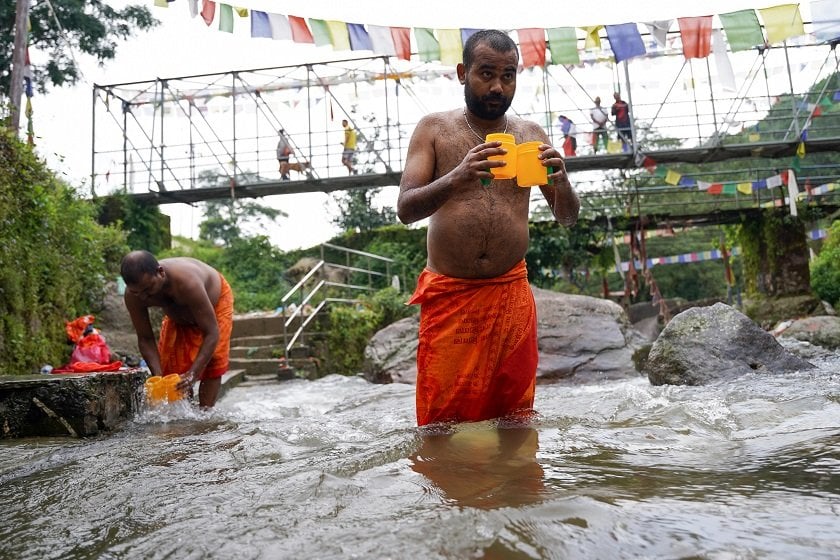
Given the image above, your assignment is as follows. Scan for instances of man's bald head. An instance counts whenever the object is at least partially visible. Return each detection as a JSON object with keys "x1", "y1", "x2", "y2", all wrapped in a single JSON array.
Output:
[{"x1": 120, "y1": 250, "x2": 160, "y2": 284}]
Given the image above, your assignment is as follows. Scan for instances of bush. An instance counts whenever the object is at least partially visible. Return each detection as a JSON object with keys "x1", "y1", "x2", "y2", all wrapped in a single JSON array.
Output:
[
  {"x1": 0, "y1": 130, "x2": 128, "y2": 373},
  {"x1": 811, "y1": 220, "x2": 840, "y2": 308},
  {"x1": 324, "y1": 287, "x2": 416, "y2": 375}
]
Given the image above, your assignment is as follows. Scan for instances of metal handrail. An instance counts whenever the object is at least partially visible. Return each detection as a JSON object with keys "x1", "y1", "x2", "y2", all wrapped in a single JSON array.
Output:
[{"x1": 280, "y1": 243, "x2": 397, "y2": 356}]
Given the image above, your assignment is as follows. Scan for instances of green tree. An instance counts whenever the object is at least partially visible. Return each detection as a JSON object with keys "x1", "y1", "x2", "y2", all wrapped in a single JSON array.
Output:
[
  {"x1": 331, "y1": 189, "x2": 397, "y2": 233},
  {"x1": 0, "y1": 129, "x2": 127, "y2": 373},
  {"x1": 196, "y1": 171, "x2": 286, "y2": 246},
  {"x1": 1, "y1": 1, "x2": 158, "y2": 96},
  {"x1": 811, "y1": 219, "x2": 840, "y2": 308}
]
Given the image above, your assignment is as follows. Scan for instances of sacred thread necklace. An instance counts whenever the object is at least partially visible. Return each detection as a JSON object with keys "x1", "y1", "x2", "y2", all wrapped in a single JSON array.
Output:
[{"x1": 463, "y1": 107, "x2": 508, "y2": 143}]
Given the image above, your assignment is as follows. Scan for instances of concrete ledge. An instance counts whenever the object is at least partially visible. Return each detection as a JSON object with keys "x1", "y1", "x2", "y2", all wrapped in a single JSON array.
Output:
[{"x1": 0, "y1": 369, "x2": 147, "y2": 439}]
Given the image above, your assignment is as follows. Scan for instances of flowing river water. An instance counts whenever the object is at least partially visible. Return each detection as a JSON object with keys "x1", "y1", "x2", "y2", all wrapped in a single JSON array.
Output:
[{"x1": 1, "y1": 349, "x2": 839, "y2": 559}]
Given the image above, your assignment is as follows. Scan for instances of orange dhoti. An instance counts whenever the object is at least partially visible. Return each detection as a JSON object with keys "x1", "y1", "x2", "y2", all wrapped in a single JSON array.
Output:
[
  {"x1": 158, "y1": 274, "x2": 234, "y2": 380},
  {"x1": 408, "y1": 260, "x2": 538, "y2": 426}
]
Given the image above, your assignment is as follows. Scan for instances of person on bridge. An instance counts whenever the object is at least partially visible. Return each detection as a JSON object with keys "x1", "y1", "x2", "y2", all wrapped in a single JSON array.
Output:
[
  {"x1": 276, "y1": 129, "x2": 293, "y2": 181},
  {"x1": 397, "y1": 29, "x2": 580, "y2": 427},
  {"x1": 341, "y1": 119, "x2": 357, "y2": 175},
  {"x1": 120, "y1": 251, "x2": 234, "y2": 408},
  {"x1": 589, "y1": 96, "x2": 609, "y2": 153},
  {"x1": 611, "y1": 91, "x2": 633, "y2": 152}
]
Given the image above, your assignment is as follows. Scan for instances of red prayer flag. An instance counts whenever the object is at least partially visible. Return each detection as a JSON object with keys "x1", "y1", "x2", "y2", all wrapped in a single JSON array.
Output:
[
  {"x1": 642, "y1": 156, "x2": 657, "y2": 172},
  {"x1": 200, "y1": 0, "x2": 215, "y2": 26},
  {"x1": 708, "y1": 183, "x2": 723, "y2": 194},
  {"x1": 390, "y1": 27, "x2": 411, "y2": 61},
  {"x1": 678, "y1": 16, "x2": 713, "y2": 59},
  {"x1": 517, "y1": 28, "x2": 546, "y2": 68},
  {"x1": 780, "y1": 170, "x2": 789, "y2": 185},
  {"x1": 289, "y1": 16, "x2": 314, "y2": 43}
]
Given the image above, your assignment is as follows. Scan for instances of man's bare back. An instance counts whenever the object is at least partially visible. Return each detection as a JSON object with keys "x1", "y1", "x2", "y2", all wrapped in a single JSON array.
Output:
[{"x1": 140, "y1": 257, "x2": 221, "y2": 325}]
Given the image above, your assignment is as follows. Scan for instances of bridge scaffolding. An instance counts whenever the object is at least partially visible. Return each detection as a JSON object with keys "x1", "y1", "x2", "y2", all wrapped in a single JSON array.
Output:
[{"x1": 91, "y1": 34, "x2": 840, "y2": 226}]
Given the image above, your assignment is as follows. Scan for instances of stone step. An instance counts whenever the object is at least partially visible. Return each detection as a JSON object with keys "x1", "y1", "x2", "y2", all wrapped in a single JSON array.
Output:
[
  {"x1": 229, "y1": 345, "x2": 278, "y2": 360},
  {"x1": 230, "y1": 333, "x2": 286, "y2": 347},
  {"x1": 232, "y1": 314, "x2": 298, "y2": 338},
  {"x1": 230, "y1": 357, "x2": 282, "y2": 376}
]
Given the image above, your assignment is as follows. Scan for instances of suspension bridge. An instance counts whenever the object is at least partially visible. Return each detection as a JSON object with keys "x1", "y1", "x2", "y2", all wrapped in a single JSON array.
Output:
[{"x1": 90, "y1": 36, "x2": 840, "y2": 229}]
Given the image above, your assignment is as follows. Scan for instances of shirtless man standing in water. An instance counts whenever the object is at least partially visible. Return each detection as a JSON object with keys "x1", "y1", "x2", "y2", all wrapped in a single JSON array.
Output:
[
  {"x1": 121, "y1": 251, "x2": 234, "y2": 408},
  {"x1": 397, "y1": 29, "x2": 579, "y2": 426}
]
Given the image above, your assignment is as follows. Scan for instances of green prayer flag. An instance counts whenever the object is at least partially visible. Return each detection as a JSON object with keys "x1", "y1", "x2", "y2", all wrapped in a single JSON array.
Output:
[
  {"x1": 791, "y1": 155, "x2": 801, "y2": 174},
  {"x1": 219, "y1": 4, "x2": 234, "y2": 33},
  {"x1": 719, "y1": 9, "x2": 764, "y2": 52},
  {"x1": 308, "y1": 19, "x2": 332, "y2": 47},
  {"x1": 654, "y1": 166, "x2": 667, "y2": 178},
  {"x1": 415, "y1": 28, "x2": 440, "y2": 62},
  {"x1": 723, "y1": 183, "x2": 737, "y2": 195},
  {"x1": 547, "y1": 27, "x2": 579, "y2": 65},
  {"x1": 819, "y1": 96, "x2": 834, "y2": 108}
]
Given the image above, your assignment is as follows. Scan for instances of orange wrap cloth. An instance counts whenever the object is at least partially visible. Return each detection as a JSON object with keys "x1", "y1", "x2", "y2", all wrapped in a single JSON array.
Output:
[
  {"x1": 408, "y1": 260, "x2": 538, "y2": 426},
  {"x1": 158, "y1": 273, "x2": 234, "y2": 380}
]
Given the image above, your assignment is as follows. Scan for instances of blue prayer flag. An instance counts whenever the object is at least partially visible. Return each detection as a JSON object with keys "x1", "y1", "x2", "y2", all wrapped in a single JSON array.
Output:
[
  {"x1": 461, "y1": 28, "x2": 480, "y2": 44},
  {"x1": 250, "y1": 11, "x2": 272, "y2": 38},
  {"x1": 605, "y1": 23, "x2": 646, "y2": 62},
  {"x1": 347, "y1": 23, "x2": 373, "y2": 51}
]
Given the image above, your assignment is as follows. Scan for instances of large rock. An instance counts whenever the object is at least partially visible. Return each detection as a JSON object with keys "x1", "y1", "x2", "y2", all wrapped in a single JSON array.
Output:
[
  {"x1": 778, "y1": 315, "x2": 840, "y2": 350},
  {"x1": 644, "y1": 303, "x2": 814, "y2": 386},
  {"x1": 533, "y1": 288, "x2": 647, "y2": 382},
  {"x1": 362, "y1": 289, "x2": 647, "y2": 384}
]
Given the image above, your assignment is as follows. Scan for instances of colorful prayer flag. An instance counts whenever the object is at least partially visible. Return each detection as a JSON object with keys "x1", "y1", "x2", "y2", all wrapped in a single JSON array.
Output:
[
  {"x1": 605, "y1": 23, "x2": 645, "y2": 63},
  {"x1": 267, "y1": 13, "x2": 291, "y2": 40},
  {"x1": 367, "y1": 25, "x2": 397, "y2": 57},
  {"x1": 712, "y1": 30, "x2": 736, "y2": 91},
  {"x1": 308, "y1": 19, "x2": 332, "y2": 47},
  {"x1": 736, "y1": 182, "x2": 752, "y2": 194},
  {"x1": 759, "y1": 4, "x2": 805, "y2": 44},
  {"x1": 678, "y1": 16, "x2": 713, "y2": 59},
  {"x1": 219, "y1": 4, "x2": 233, "y2": 33},
  {"x1": 547, "y1": 27, "x2": 579, "y2": 65},
  {"x1": 348, "y1": 24, "x2": 372, "y2": 51},
  {"x1": 665, "y1": 169, "x2": 681, "y2": 185},
  {"x1": 518, "y1": 28, "x2": 546, "y2": 68},
  {"x1": 326, "y1": 21, "x2": 351, "y2": 50},
  {"x1": 234, "y1": 6, "x2": 247, "y2": 17},
  {"x1": 391, "y1": 27, "x2": 411, "y2": 60},
  {"x1": 201, "y1": 0, "x2": 215, "y2": 26},
  {"x1": 644, "y1": 20, "x2": 672, "y2": 47},
  {"x1": 581, "y1": 26, "x2": 603, "y2": 50},
  {"x1": 415, "y1": 28, "x2": 440, "y2": 62},
  {"x1": 438, "y1": 29, "x2": 462, "y2": 66},
  {"x1": 719, "y1": 9, "x2": 764, "y2": 52},
  {"x1": 250, "y1": 11, "x2": 271, "y2": 39},
  {"x1": 289, "y1": 16, "x2": 314, "y2": 43},
  {"x1": 461, "y1": 29, "x2": 480, "y2": 45}
]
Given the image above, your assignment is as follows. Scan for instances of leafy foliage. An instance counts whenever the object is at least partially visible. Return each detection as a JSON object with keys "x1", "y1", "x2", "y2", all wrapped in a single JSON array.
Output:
[
  {"x1": 0, "y1": 1, "x2": 158, "y2": 96},
  {"x1": 325, "y1": 287, "x2": 416, "y2": 375},
  {"x1": 0, "y1": 129, "x2": 127, "y2": 373},
  {"x1": 811, "y1": 219, "x2": 840, "y2": 308},
  {"x1": 97, "y1": 193, "x2": 171, "y2": 253},
  {"x1": 331, "y1": 189, "x2": 397, "y2": 233}
]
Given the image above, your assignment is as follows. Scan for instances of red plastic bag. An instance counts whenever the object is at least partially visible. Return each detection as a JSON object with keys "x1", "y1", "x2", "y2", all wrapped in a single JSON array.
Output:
[
  {"x1": 70, "y1": 332, "x2": 112, "y2": 364},
  {"x1": 65, "y1": 315, "x2": 96, "y2": 343}
]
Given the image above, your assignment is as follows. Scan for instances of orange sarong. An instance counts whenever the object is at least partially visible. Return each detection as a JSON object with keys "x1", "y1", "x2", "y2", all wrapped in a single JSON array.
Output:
[
  {"x1": 408, "y1": 260, "x2": 538, "y2": 426},
  {"x1": 158, "y1": 273, "x2": 234, "y2": 380}
]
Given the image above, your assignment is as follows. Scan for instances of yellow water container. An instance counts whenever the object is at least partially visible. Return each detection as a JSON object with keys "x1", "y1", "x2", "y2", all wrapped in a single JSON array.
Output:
[
  {"x1": 485, "y1": 133, "x2": 517, "y2": 180},
  {"x1": 516, "y1": 141, "x2": 548, "y2": 187},
  {"x1": 144, "y1": 376, "x2": 167, "y2": 404},
  {"x1": 162, "y1": 374, "x2": 184, "y2": 402}
]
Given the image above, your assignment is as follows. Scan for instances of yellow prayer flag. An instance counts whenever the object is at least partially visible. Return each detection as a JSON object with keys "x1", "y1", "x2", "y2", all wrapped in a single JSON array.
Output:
[
  {"x1": 796, "y1": 141, "x2": 806, "y2": 158},
  {"x1": 737, "y1": 182, "x2": 753, "y2": 194},
  {"x1": 234, "y1": 7, "x2": 248, "y2": 17},
  {"x1": 748, "y1": 133, "x2": 761, "y2": 142},
  {"x1": 437, "y1": 29, "x2": 462, "y2": 66},
  {"x1": 154, "y1": 0, "x2": 168, "y2": 6},
  {"x1": 759, "y1": 4, "x2": 805, "y2": 44},
  {"x1": 326, "y1": 21, "x2": 351, "y2": 50},
  {"x1": 581, "y1": 26, "x2": 603, "y2": 50},
  {"x1": 665, "y1": 169, "x2": 681, "y2": 185},
  {"x1": 607, "y1": 140, "x2": 623, "y2": 154}
]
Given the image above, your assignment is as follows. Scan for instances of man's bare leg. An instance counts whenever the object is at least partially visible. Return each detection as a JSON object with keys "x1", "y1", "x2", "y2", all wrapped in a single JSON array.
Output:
[{"x1": 198, "y1": 377, "x2": 222, "y2": 408}]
